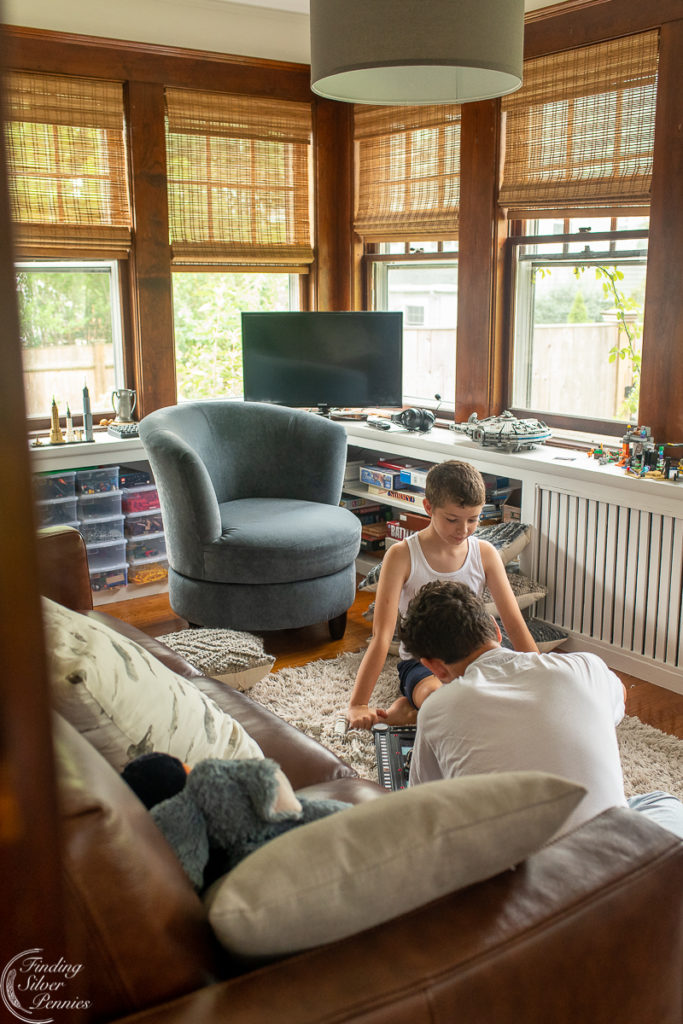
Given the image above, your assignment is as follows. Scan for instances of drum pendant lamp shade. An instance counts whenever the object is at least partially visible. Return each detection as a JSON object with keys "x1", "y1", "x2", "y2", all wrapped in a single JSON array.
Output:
[{"x1": 310, "y1": 0, "x2": 524, "y2": 105}]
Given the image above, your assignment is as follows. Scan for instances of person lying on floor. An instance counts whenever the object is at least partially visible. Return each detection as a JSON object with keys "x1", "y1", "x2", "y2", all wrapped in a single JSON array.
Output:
[{"x1": 399, "y1": 579, "x2": 683, "y2": 840}]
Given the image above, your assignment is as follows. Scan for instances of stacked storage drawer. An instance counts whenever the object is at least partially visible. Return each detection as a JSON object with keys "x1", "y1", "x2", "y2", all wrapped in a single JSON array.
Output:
[
  {"x1": 120, "y1": 468, "x2": 168, "y2": 587},
  {"x1": 76, "y1": 467, "x2": 126, "y2": 593},
  {"x1": 34, "y1": 471, "x2": 79, "y2": 529}
]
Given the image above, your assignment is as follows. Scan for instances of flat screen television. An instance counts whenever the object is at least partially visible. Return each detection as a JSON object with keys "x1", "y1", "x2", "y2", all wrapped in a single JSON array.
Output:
[{"x1": 241, "y1": 311, "x2": 403, "y2": 412}]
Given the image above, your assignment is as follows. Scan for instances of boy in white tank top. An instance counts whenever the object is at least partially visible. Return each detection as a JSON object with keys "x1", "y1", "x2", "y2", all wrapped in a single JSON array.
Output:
[{"x1": 347, "y1": 460, "x2": 539, "y2": 730}]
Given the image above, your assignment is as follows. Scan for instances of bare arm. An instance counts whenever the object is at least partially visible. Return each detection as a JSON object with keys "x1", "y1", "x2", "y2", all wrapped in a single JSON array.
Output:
[
  {"x1": 347, "y1": 541, "x2": 411, "y2": 730},
  {"x1": 480, "y1": 541, "x2": 540, "y2": 653}
]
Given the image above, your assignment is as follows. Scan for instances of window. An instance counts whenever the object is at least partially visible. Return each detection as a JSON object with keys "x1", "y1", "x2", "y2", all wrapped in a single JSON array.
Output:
[
  {"x1": 500, "y1": 32, "x2": 658, "y2": 429},
  {"x1": 510, "y1": 222, "x2": 647, "y2": 423},
  {"x1": 165, "y1": 89, "x2": 311, "y2": 403},
  {"x1": 370, "y1": 248, "x2": 457, "y2": 409},
  {"x1": 4, "y1": 71, "x2": 132, "y2": 422},
  {"x1": 172, "y1": 272, "x2": 299, "y2": 401},
  {"x1": 17, "y1": 260, "x2": 125, "y2": 419},
  {"x1": 355, "y1": 104, "x2": 460, "y2": 408}
]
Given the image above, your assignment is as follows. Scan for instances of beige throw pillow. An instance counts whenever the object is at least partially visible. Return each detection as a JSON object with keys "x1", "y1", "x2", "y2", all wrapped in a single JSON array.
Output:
[
  {"x1": 42, "y1": 597, "x2": 263, "y2": 771},
  {"x1": 204, "y1": 771, "x2": 585, "y2": 958}
]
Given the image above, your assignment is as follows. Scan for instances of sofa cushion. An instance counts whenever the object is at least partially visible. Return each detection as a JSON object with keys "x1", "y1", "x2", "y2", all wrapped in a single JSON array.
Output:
[
  {"x1": 204, "y1": 770, "x2": 586, "y2": 958},
  {"x1": 206, "y1": 498, "x2": 361, "y2": 584},
  {"x1": 42, "y1": 597, "x2": 263, "y2": 772}
]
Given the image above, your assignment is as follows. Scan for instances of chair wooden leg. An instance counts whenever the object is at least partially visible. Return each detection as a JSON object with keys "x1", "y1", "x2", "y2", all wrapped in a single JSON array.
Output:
[{"x1": 328, "y1": 611, "x2": 347, "y2": 641}]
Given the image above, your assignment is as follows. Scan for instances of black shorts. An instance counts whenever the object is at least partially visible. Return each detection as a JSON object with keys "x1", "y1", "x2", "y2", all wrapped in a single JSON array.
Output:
[{"x1": 397, "y1": 658, "x2": 433, "y2": 709}]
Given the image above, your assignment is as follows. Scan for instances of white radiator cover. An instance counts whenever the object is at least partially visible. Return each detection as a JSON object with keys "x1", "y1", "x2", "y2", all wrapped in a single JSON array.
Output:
[{"x1": 533, "y1": 485, "x2": 683, "y2": 689}]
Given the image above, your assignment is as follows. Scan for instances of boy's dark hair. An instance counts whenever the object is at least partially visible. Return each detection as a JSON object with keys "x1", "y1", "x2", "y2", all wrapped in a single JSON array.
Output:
[
  {"x1": 399, "y1": 581, "x2": 498, "y2": 664},
  {"x1": 425, "y1": 460, "x2": 486, "y2": 509}
]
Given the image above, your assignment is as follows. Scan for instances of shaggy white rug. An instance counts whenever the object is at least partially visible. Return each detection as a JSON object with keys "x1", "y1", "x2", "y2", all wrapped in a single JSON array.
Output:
[{"x1": 248, "y1": 651, "x2": 683, "y2": 799}]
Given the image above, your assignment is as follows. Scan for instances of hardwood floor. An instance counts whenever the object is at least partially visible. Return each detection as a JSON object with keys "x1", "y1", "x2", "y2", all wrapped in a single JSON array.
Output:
[{"x1": 104, "y1": 588, "x2": 683, "y2": 740}]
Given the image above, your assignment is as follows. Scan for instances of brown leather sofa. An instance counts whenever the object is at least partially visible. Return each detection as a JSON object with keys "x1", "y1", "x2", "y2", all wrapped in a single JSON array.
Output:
[{"x1": 40, "y1": 527, "x2": 683, "y2": 1024}]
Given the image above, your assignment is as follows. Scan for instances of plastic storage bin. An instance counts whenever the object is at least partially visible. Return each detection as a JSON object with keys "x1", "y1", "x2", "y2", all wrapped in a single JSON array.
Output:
[
  {"x1": 86, "y1": 539, "x2": 126, "y2": 571},
  {"x1": 35, "y1": 496, "x2": 79, "y2": 528},
  {"x1": 126, "y1": 533, "x2": 166, "y2": 562},
  {"x1": 76, "y1": 466, "x2": 120, "y2": 494},
  {"x1": 78, "y1": 515, "x2": 125, "y2": 544},
  {"x1": 34, "y1": 471, "x2": 77, "y2": 502},
  {"x1": 89, "y1": 562, "x2": 128, "y2": 593},
  {"x1": 119, "y1": 466, "x2": 152, "y2": 489},
  {"x1": 121, "y1": 485, "x2": 159, "y2": 515},
  {"x1": 127, "y1": 555, "x2": 168, "y2": 586},
  {"x1": 77, "y1": 490, "x2": 123, "y2": 521},
  {"x1": 124, "y1": 509, "x2": 164, "y2": 536}
]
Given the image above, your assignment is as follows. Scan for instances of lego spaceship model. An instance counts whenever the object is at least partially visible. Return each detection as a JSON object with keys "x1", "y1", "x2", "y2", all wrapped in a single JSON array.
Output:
[{"x1": 452, "y1": 410, "x2": 552, "y2": 452}]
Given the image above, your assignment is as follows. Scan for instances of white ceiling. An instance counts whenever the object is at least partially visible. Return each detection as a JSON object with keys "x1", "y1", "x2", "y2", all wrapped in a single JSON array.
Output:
[{"x1": 2, "y1": 0, "x2": 574, "y2": 65}]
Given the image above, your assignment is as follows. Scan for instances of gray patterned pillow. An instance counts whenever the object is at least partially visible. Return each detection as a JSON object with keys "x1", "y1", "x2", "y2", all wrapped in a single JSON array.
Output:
[
  {"x1": 474, "y1": 522, "x2": 532, "y2": 564},
  {"x1": 42, "y1": 597, "x2": 262, "y2": 772},
  {"x1": 156, "y1": 628, "x2": 274, "y2": 691},
  {"x1": 498, "y1": 617, "x2": 569, "y2": 653},
  {"x1": 483, "y1": 570, "x2": 548, "y2": 614}
]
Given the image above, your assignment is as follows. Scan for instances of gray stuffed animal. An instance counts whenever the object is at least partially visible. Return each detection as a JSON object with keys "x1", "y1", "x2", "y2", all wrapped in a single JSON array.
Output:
[{"x1": 150, "y1": 757, "x2": 350, "y2": 891}]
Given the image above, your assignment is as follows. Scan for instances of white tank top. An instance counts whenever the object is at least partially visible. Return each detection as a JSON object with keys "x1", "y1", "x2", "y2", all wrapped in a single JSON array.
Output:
[{"x1": 397, "y1": 532, "x2": 486, "y2": 660}]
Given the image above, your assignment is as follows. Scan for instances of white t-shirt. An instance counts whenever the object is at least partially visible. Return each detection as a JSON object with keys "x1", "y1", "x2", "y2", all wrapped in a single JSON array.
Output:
[
  {"x1": 397, "y1": 532, "x2": 486, "y2": 660},
  {"x1": 410, "y1": 648, "x2": 627, "y2": 837}
]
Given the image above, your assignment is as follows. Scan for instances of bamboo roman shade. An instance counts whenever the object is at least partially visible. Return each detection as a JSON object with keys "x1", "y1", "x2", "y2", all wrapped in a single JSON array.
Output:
[
  {"x1": 4, "y1": 71, "x2": 131, "y2": 257},
  {"x1": 354, "y1": 104, "x2": 460, "y2": 241},
  {"x1": 165, "y1": 89, "x2": 313, "y2": 267},
  {"x1": 499, "y1": 31, "x2": 659, "y2": 218}
]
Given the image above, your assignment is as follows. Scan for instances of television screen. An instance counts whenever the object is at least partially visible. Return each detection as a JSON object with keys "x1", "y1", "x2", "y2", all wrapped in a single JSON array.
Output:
[{"x1": 241, "y1": 311, "x2": 403, "y2": 411}]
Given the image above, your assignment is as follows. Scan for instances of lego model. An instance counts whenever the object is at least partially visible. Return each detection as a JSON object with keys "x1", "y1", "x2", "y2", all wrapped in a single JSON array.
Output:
[{"x1": 451, "y1": 410, "x2": 552, "y2": 452}]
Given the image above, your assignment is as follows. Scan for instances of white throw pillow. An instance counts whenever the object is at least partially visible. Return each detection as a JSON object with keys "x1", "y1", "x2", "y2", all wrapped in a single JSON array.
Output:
[
  {"x1": 42, "y1": 597, "x2": 262, "y2": 771},
  {"x1": 204, "y1": 771, "x2": 585, "y2": 958}
]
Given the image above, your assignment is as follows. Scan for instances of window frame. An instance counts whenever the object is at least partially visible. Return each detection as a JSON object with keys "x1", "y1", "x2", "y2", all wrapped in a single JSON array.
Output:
[
  {"x1": 505, "y1": 223, "x2": 649, "y2": 435},
  {"x1": 364, "y1": 244, "x2": 459, "y2": 415},
  {"x1": 17, "y1": 257, "x2": 127, "y2": 428}
]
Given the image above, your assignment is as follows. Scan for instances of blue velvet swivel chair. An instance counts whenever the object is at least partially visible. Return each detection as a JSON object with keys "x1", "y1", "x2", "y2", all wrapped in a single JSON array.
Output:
[{"x1": 139, "y1": 401, "x2": 361, "y2": 638}]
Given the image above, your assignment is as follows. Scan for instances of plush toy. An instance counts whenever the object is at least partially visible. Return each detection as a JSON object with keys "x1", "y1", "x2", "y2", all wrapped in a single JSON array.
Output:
[
  {"x1": 121, "y1": 751, "x2": 189, "y2": 809},
  {"x1": 122, "y1": 753, "x2": 349, "y2": 891}
]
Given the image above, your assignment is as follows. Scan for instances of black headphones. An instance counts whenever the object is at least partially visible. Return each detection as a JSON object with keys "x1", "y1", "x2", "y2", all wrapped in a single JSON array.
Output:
[{"x1": 390, "y1": 408, "x2": 436, "y2": 432}]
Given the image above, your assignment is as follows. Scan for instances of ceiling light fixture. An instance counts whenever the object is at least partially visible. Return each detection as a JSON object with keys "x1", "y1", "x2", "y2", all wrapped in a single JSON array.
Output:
[{"x1": 310, "y1": 0, "x2": 524, "y2": 106}]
